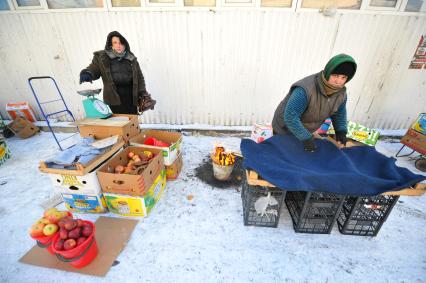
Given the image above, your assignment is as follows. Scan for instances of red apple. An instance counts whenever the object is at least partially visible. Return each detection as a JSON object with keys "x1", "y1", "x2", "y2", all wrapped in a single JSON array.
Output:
[
  {"x1": 76, "y1": 219, "x2": 84, "y2": 227},
  {"x1": 128, "y1": 151, "x2": 135, "y2": 159},
  {"x1": 64, "y1": 219, "x2": 77, "y2": 231},
  {"x1": 29, "y1": 223, "x2": 45, "y2": 237},
  {"x1": 59, "y1": 228, "x2": 68, "y2": 240},
  {"x1": 54, "y1": 239, "x2": 64, "y2": 251},
  {"x1": 76, "y1": 237, "x2": 87, "y2": 246},
  {"x1": 43, "y1": 224, "x2": 59, "y2": 236},
  {"x1": 64, "y1": 239, "x2": 77, "y2": 250},
  {"x1": 68, "y1": 227, "x2": 81, "y2": 239},
  {"x1": 81, "y1": 225, "x2": 93, "y2": 237}
]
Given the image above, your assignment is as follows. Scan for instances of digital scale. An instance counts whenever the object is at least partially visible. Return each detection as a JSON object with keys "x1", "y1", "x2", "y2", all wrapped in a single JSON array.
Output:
[{"x1": 77, "y1": 88, "x2": 112, "y2": 119}]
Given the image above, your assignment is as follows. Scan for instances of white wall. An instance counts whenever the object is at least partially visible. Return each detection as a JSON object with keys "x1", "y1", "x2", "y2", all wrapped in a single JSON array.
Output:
[{"x1": 0, "y1": 10, "x2": 425, "y2": 129}]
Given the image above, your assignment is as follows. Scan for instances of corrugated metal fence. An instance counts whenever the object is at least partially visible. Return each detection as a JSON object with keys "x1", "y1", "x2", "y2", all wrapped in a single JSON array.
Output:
[{"x1": 0, "y1": 10, "x2": 425, "y2": 129}]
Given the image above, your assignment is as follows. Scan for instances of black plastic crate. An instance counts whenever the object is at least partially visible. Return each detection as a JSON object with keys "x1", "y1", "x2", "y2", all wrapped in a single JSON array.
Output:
[
  {"x1": 285, "y1": 191, "x2": 344, "y2": 234},
  {"x1": 336, "y1": 195, "x2": 400, "y2": 236},
  {"x1": 241, "y1": 179, "x2": 286, "y2": 228}
]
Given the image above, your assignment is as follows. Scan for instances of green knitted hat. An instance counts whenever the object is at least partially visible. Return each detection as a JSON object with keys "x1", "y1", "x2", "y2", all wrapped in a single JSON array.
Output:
[{"x1": 324, "y1": 54, "x2": 357, "y2": 82}]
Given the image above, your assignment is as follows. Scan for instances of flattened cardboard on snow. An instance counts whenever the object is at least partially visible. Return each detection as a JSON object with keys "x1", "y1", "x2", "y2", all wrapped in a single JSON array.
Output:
[
  {"x1": 166, "y1": 153, "x2": 183, "y2": 180},
  {"x1": 97, "y1": 146, "x2": 164, "y2": 196},
  {"x1": 77, "y1": 114, "x2": 140, "y2": 142},
  {"x1": 62, "y1": 193, "x2": 108, "y2": 213},
  {"x1": 104, "y1": 170, "x2": 167, "y2": 217},
  {"x1": 7, "y1": 116, "x2": 39, "y2": 138},
  {"x1": 19, "y1": 217, "x2": 138, "y2": 277},
  {"x1": 129, "y1": 129, "x2": 182, "y2": 166}
]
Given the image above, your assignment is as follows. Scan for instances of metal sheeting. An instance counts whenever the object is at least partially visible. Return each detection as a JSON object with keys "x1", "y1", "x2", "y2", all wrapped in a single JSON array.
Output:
[{"x1": 0, "y1": 11, "x2": 425, "y2": 129}]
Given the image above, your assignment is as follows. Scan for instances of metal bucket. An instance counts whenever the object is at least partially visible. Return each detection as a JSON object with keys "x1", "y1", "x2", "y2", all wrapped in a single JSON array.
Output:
[{"x1": 211, "y1": 154, "x2": 234, "y2": 180}]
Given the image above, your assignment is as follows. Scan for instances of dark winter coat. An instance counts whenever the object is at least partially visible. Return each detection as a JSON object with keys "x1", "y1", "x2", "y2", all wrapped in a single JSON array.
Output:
[
  {"x1": 80, "y1": 31, "x2": 147, "y2": 107},
  {"x1": 272, "y1": 72, "x2": 347, "y2": 135}
]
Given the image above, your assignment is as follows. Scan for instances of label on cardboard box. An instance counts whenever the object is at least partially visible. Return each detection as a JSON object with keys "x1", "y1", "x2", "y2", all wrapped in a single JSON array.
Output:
[
  {"x1": 250, "y1": 124, "x2": 273, "y2": 143},
  {"x1": 104, "y1": 170, "x2": 166, "y2": 217},
  {"x1": 48, "y1": 171, "x2": 102, "y2": 195},
  {"x1": 328, "y1": 121, "x2": 379, "y2": 146},
  {"x1": 62, "y1": 193, "x2": 108, "y2": 213}
]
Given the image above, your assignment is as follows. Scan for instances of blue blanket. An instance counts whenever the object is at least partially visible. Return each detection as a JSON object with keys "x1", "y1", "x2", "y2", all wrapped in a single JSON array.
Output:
[{"x1": 240, "y1": 135, "x2": 425, "y2": 196}]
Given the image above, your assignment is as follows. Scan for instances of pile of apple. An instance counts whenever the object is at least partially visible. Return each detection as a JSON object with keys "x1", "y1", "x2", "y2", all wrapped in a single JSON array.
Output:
[
  {"x1": 29, "y1": 208, "x2": 70, "y2": 238},
  {"x1": 54, "y1": 218, "x2": 93, "y2": 251},
  {"x1": 114, "y1": 150, "x2": 154, "y2": 175}
]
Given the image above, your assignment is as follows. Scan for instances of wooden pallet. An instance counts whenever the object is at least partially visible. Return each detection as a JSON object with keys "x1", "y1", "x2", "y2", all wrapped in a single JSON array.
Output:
[
  {"x1": 246, "y1": 170, "x2": 276, "y2": 187},
  {"x1": 246, "y1": 170, "x2": 426, "y2": 196},
  {"x1": 383, "y1": 183, "x2": 426, "y2": 196}
]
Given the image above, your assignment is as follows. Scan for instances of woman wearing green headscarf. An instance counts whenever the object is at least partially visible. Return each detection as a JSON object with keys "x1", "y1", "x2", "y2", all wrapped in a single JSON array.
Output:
[{"x1": 272, "y1": 54, "x2": 357, "y2": 152}]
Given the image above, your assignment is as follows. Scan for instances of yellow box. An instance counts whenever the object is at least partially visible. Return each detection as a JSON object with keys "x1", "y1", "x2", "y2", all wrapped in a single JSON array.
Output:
[{"x1": 104, "y1": 170, "x2": 166, "y2": 217}]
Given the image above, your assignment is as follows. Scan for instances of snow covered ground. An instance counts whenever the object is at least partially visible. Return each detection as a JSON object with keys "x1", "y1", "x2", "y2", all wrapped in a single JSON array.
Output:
[{"x1": 0, "y1": 130, "x2": 425, "y2": 283}]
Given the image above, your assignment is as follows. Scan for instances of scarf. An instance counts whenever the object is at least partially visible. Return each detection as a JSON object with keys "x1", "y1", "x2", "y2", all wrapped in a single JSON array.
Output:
[{"x1": 319, "y1": 71, "x2": 343, "y2": 96}]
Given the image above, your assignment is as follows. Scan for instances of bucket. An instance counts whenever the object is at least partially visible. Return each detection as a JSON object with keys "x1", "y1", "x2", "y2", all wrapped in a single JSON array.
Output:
[
  {"x1": 33, "y1": 233, "x2": 59, "y2": 255},
  {"x1": 211, "y1": 154, "x2": 234, "y2": 180},
  {"x1": 52, "y1": 221, "x2": 98, "y2": 269},
  {"x1": 31, "y1": 211, "x2": 73, "y2": 255}
]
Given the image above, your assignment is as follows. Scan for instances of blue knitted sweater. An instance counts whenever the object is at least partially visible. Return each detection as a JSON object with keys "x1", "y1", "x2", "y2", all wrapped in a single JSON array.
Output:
[{"x1": 284, "y1": 87, "x2": 347, "y2": 141}]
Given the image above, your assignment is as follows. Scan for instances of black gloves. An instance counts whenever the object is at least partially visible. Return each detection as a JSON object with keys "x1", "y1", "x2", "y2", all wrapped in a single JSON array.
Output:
[
  {"x1": 335, "y1": 131, "x2": 347, "y2": 146},
  {"x1": 303, "y1": 137, "x2": 317, "y2": 152},
  {"x1": 79, "y1": 72, "x2": 92, "y2": 84}
]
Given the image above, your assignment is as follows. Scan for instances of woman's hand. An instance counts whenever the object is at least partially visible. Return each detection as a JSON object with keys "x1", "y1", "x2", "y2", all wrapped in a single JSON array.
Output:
[{"x1": 79, "y1": 72, "x2": 92, "y2": 84}]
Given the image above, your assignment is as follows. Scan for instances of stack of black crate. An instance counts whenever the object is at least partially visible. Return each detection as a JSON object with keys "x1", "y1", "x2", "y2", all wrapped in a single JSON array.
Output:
[
  {"x1": 336, "y1": 194, "x2": 400, "y2": 236},
  {"x1": 285, "y1": 191, "x2": 345, "y2": 234},
  {"x1": 241, "y1": 174, "x2": 286, "y2": 228}
]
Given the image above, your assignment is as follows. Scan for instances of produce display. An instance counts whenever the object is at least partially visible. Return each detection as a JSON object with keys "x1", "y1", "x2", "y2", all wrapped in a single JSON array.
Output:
[
  {"x1": 114, "y1": 150, "x2": 154, "y2": 175},
  {"x1": 29, "y1": 208, "x2": 70, "y2": 238},
  {"x1": 54, "y1": 218, "x2": 94, "y2": 251}
]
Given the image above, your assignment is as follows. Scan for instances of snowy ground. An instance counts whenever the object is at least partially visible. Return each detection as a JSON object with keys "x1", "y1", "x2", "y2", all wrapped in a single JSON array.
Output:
[{"x1": 0, "y1": 130, "x2": 425, "y2": 283}]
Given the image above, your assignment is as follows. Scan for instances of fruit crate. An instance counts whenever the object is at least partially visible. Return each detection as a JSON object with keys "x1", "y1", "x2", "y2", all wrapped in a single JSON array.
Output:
[
  {"x1": 285, "y1": 191, "x2": 344, "y2": 234},
  {"x1": 336, "y1": 195, "x2": 400, "y2": 236},
  {"x1": 242, "y1": 170, "x2": 286, "y2": 228}
]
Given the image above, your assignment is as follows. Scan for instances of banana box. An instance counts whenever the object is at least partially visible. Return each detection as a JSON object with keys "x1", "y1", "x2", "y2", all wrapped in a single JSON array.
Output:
[
  {"x1": 48, "y1": 171, "x2": 102, "y2": 195},
  {"x1": 0, "y1": 141, "x2": 11, "y2": 167},
  {"x1": 104, "y1": 170, "x2": 166, "y2": 217},
  {"x1": 166, "y1": 153, "x2": 183, "y2": 180},
  {"x1": 328, "y1": 121, "x2": 380, "y2": 146},
  {"x1": 62, "y1": 193, "x2": 108, "y2": 213},
  {"x1": 129, "y1": 130, "x2": 182, "y2": 166}
]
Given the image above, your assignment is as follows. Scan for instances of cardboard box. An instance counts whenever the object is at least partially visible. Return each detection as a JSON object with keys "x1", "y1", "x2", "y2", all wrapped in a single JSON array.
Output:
[
  {"x1": 0, "y1": 141, "x2": 11, "y2": 167},
  {"x1": 48, "y1": 171, "x2": 102, "y2": 195},
  {"x1": 62, "y1": 193, "x2": 108, "y2": 213},
  {"x1": 77, "y1": 114, "x2": 140, "y2": 142},
  {"x1": 166, "y1": 153, "x2": 183, "y2": 180},
  {"x1": 401, "y1": 128, "x2": 426, "y2": 155},
  {"x1": 104, "y1": 170, "x2": 166, "y2": 217},
  {"x1": 328, "y1": 121, "x2": 380, "y2": 146},
  {"x1": 6, "y1": 101, "x2": 37, "y2": 122},
  {"x1": 7, "y1": 116, "x2": 39, "y2": 139},
  {"x1": 39, "y1": 137, "x2": 125, "y2": 176},
  {"x1": 20, "y1": 217, "x2": 138, "y2": 277},
  {"x1": 97, "y1": 146, "x2": 164, "y2": 196},
  {"x1": 250, "y1": 124, "x2": 273, "y2": 143},
  {"x1": 129, "y1": 130, "x2": 182, "y2": 166}
]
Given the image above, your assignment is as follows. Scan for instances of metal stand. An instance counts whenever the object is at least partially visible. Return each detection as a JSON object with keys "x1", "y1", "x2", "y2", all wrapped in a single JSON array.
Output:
[
  {"x1": 28, "y1": 76, "x2": 78, "y2": 151},
  {"x1": 395, "y1": 144, "x2": 416, "y2": 157}
]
